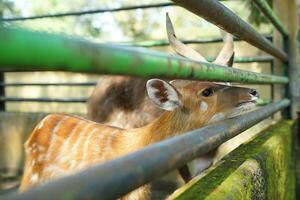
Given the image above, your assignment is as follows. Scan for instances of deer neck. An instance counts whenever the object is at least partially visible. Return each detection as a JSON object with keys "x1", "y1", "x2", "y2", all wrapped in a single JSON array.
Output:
[{"x1": 129, "y1": 109, "x2": 206, "y2": 148}]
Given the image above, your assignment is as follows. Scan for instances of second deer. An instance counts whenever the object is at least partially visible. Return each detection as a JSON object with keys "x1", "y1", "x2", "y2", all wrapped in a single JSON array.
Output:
[{"x1": 87, "y1": 13, "x2": 238, "y2": 182}]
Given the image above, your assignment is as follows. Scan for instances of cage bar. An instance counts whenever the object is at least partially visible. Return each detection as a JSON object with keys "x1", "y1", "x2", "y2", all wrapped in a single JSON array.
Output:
[
  {"x1": 0, "y1": 82, "x2": 97, "y2": 87},
  {"x1": 0, "y1": 97, "x2": 87, "y2": 103},
  {"x1": 252, "y1": 0, "x2": 288, "y2": 37},
  {"x1": 171, "y1": 0, "x2": 288, "y2": 61},
  {"x1": 1, "y1": 2, "x2": 175, "y2": 21},
  {"x1": 0, "y1": 28, "x2": 288, "y2": 84},
  {"x1": 115, "y1": 36, "x2": 273, "y2": 47},
  {"x1": 1, "y1": 99, "x2": 290, "y2": 200}
]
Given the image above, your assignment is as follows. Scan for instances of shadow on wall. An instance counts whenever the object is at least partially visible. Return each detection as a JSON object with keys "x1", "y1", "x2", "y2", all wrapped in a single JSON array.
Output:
[{"x1": 0, "y1": 112, "x2": 46, "y2": 191}]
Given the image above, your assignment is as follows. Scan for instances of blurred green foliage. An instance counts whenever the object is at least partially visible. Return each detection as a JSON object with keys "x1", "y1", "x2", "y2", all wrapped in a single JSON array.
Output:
[
  {"x1": 0, "y1": 0, "x2": 273, "y2": 42},
  {"x1": 246, "y1": 0, "x2": 273, "y2": 26},
  {"x1": 0, "y1": 0, "x2": 15, "y2": 16}
]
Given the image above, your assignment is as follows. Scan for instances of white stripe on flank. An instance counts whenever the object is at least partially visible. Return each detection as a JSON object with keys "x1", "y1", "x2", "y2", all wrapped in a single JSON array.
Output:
[
  {"x1": 103, "y1": 130, "x2": 119, "y2": 155},
  {"x1": 36, "y1": 120, "x2": 45, "y2": 130},
  {"x1": 36, "y1": 115, "x2": 52, "y2": 130},
  {"x1": 30, "y1": 173, "x2": 39, "y2": 184},
  {"x1": 45, "y1": 116, "x2": 69, "y2": 161},
  {"x1": 43, "y1": 164, "x2": 68, "y2": 178},
  {"x1": 68, "y1": 124, "x2": 93, "y2": 168},
  {"x1": 93, "y1": 130, "x2": 106, "y2": 160},
  {"x1": 54, "y1": 121, "x2": 84, "y2": 164},
  {"x1": 82, "y1": 128, "x2": 98, "y2": 161}
]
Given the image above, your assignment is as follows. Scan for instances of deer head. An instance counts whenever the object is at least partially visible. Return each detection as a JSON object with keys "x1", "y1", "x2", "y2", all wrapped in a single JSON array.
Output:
[{"x1": 147, "y1": 79, "x2": 259, "y2": 129}]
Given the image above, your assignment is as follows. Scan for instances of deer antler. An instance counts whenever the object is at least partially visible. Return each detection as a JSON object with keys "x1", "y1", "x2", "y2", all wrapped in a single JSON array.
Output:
[
  {"x1": 213, "y1": 30, "x2": 235, "y2": 67},
  {"x1": 166, "y1": 13, "x2": 207, "y2": 62},
  {"x1": 166, "y1": 13, "x2": 235, "y2": 67}
]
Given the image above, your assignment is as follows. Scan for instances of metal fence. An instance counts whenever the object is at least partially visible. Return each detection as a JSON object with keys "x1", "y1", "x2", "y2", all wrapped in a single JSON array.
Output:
[{"x1": 0, "y1": 0, "x2": 297, "y2": 199}]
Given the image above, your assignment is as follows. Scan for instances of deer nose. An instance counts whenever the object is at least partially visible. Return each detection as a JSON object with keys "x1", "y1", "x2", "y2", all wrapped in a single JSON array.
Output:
[{"x1": 249, "y1": 89, "x2": 259, "y2": 98}]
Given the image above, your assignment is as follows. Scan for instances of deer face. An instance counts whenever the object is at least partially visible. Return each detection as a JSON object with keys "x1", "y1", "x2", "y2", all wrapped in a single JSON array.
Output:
[{"x1": 147, "y1": 79, "x2": 259, "y2": 126}]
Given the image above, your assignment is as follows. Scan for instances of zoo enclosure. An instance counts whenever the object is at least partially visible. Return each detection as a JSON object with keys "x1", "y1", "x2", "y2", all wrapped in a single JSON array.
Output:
[
  {"x1": 0, "y1": 0, "x2": 299, "y2": 199},
  {"x1": 0, "y1": 1, "x2": 278, "y2": 109}
]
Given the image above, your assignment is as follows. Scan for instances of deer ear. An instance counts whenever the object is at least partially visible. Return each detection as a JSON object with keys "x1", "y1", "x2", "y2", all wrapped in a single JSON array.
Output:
[{"x1": 146, "y1": 79, "x2": 182, "y2": 111}]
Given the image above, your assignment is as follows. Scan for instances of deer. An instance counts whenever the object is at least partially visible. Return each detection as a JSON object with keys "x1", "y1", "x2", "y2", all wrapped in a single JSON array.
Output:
[
  {"x1": 87, "y1": 13, "x2": 236, "y2": 182},
  {"x1": 19, "y1": 78, "x2": 259, "y2": 199},
  {"x1": 19, "y1": 13, "x2": 260, "y2": 199},
  {"x1": 87, "y1": 14, "x2": 235, "y2": 129}
]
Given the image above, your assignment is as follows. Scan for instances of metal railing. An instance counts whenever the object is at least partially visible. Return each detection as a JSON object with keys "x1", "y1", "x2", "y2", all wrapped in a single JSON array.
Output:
[
  {"x1": 0, "y1": 28, "x2": 288, "y2": 83},
  {"x1": 112, "y1": 35, "x2": 273, "y2": 47},
  {"x1": 1, "y1": 100, "x2": 290, "y2": 200},
  {"x1": 0, "y1": 0, "x2": 295, "y2": 199}
]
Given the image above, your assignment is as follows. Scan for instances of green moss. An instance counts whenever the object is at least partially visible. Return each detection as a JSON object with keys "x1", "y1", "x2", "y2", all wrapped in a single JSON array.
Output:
[
  {"x1": 168, "y1": 120, "x2": 295, "y2": 200},
  {"x1": 205, "y1": 159, "x2": 266, "y2": 200}
]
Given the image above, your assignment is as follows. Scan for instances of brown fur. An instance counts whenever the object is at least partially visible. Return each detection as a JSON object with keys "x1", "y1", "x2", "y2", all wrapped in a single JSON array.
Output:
[
  {"x1": 20, "y1": 81, "x2": 256, "y2": 199},
  {"x1": 87, "y1": 76, "x2": 162, "y2": 129}
]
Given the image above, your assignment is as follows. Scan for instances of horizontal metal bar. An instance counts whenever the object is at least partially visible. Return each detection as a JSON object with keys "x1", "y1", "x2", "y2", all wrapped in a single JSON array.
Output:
[
  {"x1": 115, "y1": 35, "x2": 273, "y2": 47},
  {"x1": 207, "y1": 56, "x2": 273, "y2": 63},
  {"x1": 0, "y1": 96, "x2": 270, "y2": 106},
  {"x1": 171, "y1": 0, "x2": 288, "y2": 61},
  {"x1": 0, "y1": 97, "x2": 87, "y2": 103},
  {"x1": 0, "y1": 82, "x2": 97, "y2": 87},
  {"x1": 252, "y1": 0, "x2": 288, "y2": 37},
  {"x1": 0, "y1": 28, "x2": 288, "y2": 84},
  {"x1": 1, "y1": 2, "x2": 175, "y2": 21},
  {"x1": 1, "y1": 99, "x2": 290, "y2": 200}
]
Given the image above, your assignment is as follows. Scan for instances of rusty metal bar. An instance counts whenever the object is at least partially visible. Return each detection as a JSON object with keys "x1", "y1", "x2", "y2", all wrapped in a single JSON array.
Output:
[
  {"x1": 0, "y1": 27, "x2": 288, "y2": 84},
  {"x1": 0, "y1": 82, "x2": 97, "y2": 87},
  {"x1": 1, "y1": 99, "x2": 290, "y2": 200},
  {"x1": 0, "y1": 97, "x2": 87, "y2": 103},
  {"x1": 0, "y1": 96, "x2": 271, "y2": 105},
  {"x1": 213, "y1": 56, "x2": 273, "y2": 63},
  {"x1": 252, "y1": 0, "x2": 288, "y2": 37},
  {"x1": 1, "y1": 2, "x2": 175, "y2": 21},
  {"x1": 115, "y1": 35, "x2": 273, "y2": 47},
  {"x1": 171, "y1": 0, "x2": 288, "y2": 61}
]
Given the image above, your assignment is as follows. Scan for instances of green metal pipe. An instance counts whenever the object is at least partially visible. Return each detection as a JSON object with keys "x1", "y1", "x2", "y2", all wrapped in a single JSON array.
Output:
[
  {"x1": 252, "y1": 0, "x2": 288, "y2": 37},
  {"x1": 115, "y1": 36, "x2": 273, "y2": 47},
  {"x1": 206, "y1": 56, "x2": 273, "y2": 63},
  {"x1": 171, "y1": 0, "x2": 288, "y2": 61},
  {"x1": 0, "y1": 27, "x2": 288, "y2": 84}
]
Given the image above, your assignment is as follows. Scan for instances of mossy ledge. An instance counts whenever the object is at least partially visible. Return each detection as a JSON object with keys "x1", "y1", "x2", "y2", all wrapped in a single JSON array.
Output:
[{"x1": 168, "y1": 120, "x2": 295, "y2": 200}]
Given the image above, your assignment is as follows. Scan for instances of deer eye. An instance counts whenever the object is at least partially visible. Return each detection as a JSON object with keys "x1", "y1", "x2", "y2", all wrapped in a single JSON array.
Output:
[{"x1": 201, "y1": 88, "x2": 214, "y2": 97}]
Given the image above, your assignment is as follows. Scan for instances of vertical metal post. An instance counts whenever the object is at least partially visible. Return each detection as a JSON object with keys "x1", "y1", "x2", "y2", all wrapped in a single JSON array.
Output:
[
  {"x1": 274, "y1": 0, "x2": 299, "y2": 119},
  {"x1": 270, "y1": 60, "x2": 275, "y2": 102},
  {"x1": 275, "y1": 0, "x2": 300, "y2": 196},
  {"x1": 283, "y1": 36, "x2": 290, "y2": 118},
  {"x1": 0, "y1": 7, "x2": 5, "y2": 111},
  {"x1": 0, "y1": 73, "x2": 6, "y2": 111},
  {"x1": 270, "y1": 60, "x2": 275, "y2": 119}
]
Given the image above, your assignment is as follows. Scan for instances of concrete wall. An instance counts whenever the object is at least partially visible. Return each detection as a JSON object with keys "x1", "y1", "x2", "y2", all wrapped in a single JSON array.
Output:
[
  {"x1": 0, "y1": 112, "x2": 47, "y2": 173},
  {"x1": 168, "y1": 120, "x2": 296, "y2": 200}
]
